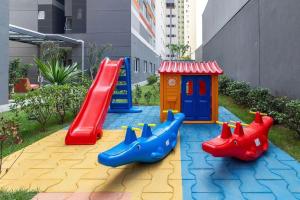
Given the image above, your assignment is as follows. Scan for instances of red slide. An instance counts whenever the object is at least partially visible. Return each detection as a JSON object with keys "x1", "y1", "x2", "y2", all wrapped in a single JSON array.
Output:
[{"x1": 65, "y1": 58, "x2": 124, "y2": 145}]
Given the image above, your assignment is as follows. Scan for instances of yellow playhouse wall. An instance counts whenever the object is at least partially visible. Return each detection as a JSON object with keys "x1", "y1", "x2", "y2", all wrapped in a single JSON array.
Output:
[{"x1": 160, "y1": 74, "x2": 181, "y2": 121}]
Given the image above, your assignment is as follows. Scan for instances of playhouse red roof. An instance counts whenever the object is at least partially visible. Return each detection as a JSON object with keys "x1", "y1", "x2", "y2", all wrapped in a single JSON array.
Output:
[{"x1": 159, "y1": 61, "x2": 223, "y2": 75}]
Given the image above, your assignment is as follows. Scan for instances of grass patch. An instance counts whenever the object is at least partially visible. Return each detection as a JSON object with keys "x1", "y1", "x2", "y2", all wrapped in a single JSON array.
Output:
[
  {"x1": 0, "y1": 111, "x2": 72, "y2": 157},
  {"x1": 219, "y1": 95, "x2": 300, "y2": 161},
  {"x1": 132, "y1": 83, "x2": 160, "y2": 106},
  {"x1": 0, "y1": 189, "x2": 37, "y2": 200}
]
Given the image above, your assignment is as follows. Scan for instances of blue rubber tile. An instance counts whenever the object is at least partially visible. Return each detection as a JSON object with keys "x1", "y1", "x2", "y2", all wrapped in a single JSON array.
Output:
[
  {"x1": 192, "y1": 193, "x2": 224, "y2": 200},
  {"x1": 259, "y1": 180, "x2": 298, "y2": 200},
  {"x1": 232, "y1": 169, "x2": 270, "y2": 192},
  {"x1": 283, "y1": 161, "x2": 300, "y2": 177},
  {"x1": 272, "y1": 170, "x2": 300, "y2": 193},
  {"x1": 268, "y1": 144, "x2": 296, "y2": 161},
  {"x1": 294, "y1": 193, "x2": 300, "y2": 200},
  {"x1": 263, "y1": 151, "x2": 292, "y2": 170},
  {"x1": 208, "y1": 160, "x2": 238, "y2": 180},
  {"x1": 183, "y1": 141, "x2": 202, "y2": 153},
  {"x1": 181, "y1": 161, "x2": 195, "y2": 180},
  {"x1": 253, "y1": 160, "x2": 282, "y2": 180},
  {"x1": 188, "y1": 152, "x2": 212, "y2": 169},
  {"x1": 182, "y1": 180, "x2": 196, "y2": 200},
  {"x1": 214, "y1": 180, "x2": 244, "y2": 200},
  {"x1": 190, "y1": 169, "x2": 221, "y2": 193},
  {"x1": 243, "y1": 193, "x2": 275, "y2": 200}
]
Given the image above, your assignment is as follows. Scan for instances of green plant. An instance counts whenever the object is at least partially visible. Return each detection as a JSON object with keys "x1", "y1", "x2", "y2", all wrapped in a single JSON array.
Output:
[
  {"x1": 40, "y1": 42, "x2": 67, "y2": 63},
  {"x1": 227, "y1": 81, "x2": 251, "y2": 105},
  {"x1": 218, "y1": 75, "x2": 233, "y2": 96},
  {"x1": 35, "y1": 58, "x2": 81, "y2": 85},
  {"x1": 144, "y1": 91, "x2": 153, "y2": 105},
  {"x1": 9, "y1": 59, "x2": 31, "y2": 85},
  {"x1": 134, "y1": 84, "x2": 142, "y2": 104},
  {"x1": 147, "y1": 75, "x2": 158, "y2": 85},
  {"x1": 0, "y1": 117, "x2": 21, "y2": 145},
  {"x1": 50, "y1": 85, "x2": 71, "y2": 124},
  {"x1": 68, "y1": 85, "x2": 88, "y2": 117},
  {"x1": 247, "y1": 88, "x2": 272, "y2": 113},
  {"x1": 166, "y1": 43, "x2": 191, "y2": 59},
  {"x1": 285, "y1": 100, "x2": 300, "y2": 135},
  {"x1": 12, "y1": 88, "x2": 55, "y2": 131},
  {"x1": 87, "y1": 42, "x2": 112, "y2": 79}
]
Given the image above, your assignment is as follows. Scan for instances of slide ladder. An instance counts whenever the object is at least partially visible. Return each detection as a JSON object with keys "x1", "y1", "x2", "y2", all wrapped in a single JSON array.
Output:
[{"x1": 109, "y1": 57, "x2": 142, "y2": 113}]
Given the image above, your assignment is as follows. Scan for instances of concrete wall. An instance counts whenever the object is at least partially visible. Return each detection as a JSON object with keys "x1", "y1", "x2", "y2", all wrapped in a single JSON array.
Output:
[
  {"x1": 9, "y1": 0, "x2": 39, "y2": 82},
  {"x1": 203, "y1": 0, "x2": 249, "y2": 45},
  {"x1": 195, "y1": 45, "x2": 203, "y2": 61},
  {"x1": 204, "y1": 0, "x2": 260, "y2": 87},
  {"x1": 203, "y1": 0, "x2": 300, "y2": 99},
  {"x1": 0, "y1": 0, "x2": 9, "y2": 105}
]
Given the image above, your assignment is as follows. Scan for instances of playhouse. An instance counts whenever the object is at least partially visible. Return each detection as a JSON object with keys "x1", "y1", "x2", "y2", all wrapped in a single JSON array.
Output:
[{"x1": 159, "y1": 61, "x2": 223, "y2": 123}]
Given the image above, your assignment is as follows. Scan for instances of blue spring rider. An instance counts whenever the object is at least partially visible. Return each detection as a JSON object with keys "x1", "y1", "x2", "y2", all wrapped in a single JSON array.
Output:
[{"x1": 98, "y1": 110, "x2": 185, "y2": 167}]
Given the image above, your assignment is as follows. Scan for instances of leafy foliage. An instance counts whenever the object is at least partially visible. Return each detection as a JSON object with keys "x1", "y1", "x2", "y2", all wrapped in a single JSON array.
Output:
[
  {"x1": 87, "y1": 42, "x2": 112, "y2": 79},
  {"x1": 147, "y1": 75, "x2": 158, "y2": 85},
  {"x1": 35, "y1": 58, "x2": 81, "y2": 85},
  {"x1": 219, "y1": 75, "x2": 300, "y2": 132},
  {"x1": 9, "y1": 59, "x2": 32, "y2": 84},
  {"x1": 144, "y1": 91, "x2": 153, "y2": 105},
  {"x1": 134, "y1": 84, "x2": 143, "y2": 104}
]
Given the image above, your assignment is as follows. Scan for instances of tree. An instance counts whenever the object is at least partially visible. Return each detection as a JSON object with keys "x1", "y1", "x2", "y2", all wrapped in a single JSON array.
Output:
[
  {"x1": 166, "y1": 44, "x2": 190, "y2": 60},
  {"x1": 87, "y1": 42, "x2": 112, "y2": 79}
]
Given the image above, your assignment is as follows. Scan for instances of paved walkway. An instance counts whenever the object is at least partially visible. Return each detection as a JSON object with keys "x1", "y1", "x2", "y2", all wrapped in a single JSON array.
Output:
[{"x1": 0, "y1": 106, "x2": 299, "y2": 200}]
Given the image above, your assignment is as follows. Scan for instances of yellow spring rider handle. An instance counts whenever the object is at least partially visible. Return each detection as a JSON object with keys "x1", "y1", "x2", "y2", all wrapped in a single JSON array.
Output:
[{"x1": 249, "y1": 111, "x2": 268, "y2": 116}]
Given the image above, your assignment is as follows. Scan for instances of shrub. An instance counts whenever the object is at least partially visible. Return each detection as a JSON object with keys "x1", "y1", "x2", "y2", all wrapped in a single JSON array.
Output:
[
  {"x1": 218, "y1": 75, "x2": 233, "y2": 96},
  {"x1": 144, "y1": 91, "x2": 153, "y2": 105},
  {"x1": 247, "y1": 88, "x2": 272, "y2": 113},
  {"x1": 269, "y1": 96, "x2": 289, "y2": 124},
  {"x1": 68, "y1": 85, "x2": 88, "y2": 117},
  {"x1": 0, "y1": 116, "x2": 22, "y2": 145},
  {"x1": 147, "y1": 75, "x2": 158, "y2": 85},
  {"x1": 227, "y1": 81, "x2": 251, "y2": 105},
  {"x1": 12, "y1": 88, "x2": 55, "y2": 131},
  {"x1": 50, "y1": 85, "x2": 71, "y2": 124},
  {"x1": 285, "y1": 100, "x2": 300, "y2": 135},
  {"x1": 134, "y1": 84, "x2": 142, "y2": 104}
]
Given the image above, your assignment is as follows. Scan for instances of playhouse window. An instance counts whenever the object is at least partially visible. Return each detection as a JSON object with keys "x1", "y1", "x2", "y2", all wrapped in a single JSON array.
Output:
[
  {"x1": 199, "y1": 80, "x2": 206, "y2": 95},
  {"x1": 186, "y1": 81, "x2": 193, "y2": 96}
]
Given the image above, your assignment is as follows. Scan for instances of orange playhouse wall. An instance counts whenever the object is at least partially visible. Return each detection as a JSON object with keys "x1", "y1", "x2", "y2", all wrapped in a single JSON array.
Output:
[
  {"x1": 160, "y1": 74, "x2": 219, "y2": 123},
  {"x1": 160, "y1": 74, "x2": 181, "y2": 121}
]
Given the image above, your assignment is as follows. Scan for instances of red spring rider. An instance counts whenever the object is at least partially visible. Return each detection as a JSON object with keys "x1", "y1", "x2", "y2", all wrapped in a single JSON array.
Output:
[{"x1": 202, "y1": 112, "x2": 274, "y2": 161}]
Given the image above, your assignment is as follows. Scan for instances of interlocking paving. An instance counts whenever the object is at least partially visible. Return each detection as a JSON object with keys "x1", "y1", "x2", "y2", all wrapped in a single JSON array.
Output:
[{"x1": 0, "y1": 106, "x2": 299, "y2": 200}]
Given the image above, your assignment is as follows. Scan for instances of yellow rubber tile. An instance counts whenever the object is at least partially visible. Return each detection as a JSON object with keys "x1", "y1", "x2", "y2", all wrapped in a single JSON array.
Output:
[{"x1": 0, "y1": 129, "x2": 183, "y2": 200}]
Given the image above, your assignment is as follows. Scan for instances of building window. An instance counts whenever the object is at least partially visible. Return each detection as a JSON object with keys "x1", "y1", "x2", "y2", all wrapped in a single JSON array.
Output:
[
  {"x1": 166, "y1": 24, "x2": 176, "y2": 28},
  {"x1": 166, "y1": 14, "x2": 176, "y2": 18},
  {"x1": 144, "y1": 61, "x2": 148, "y2": 73},
  {"x1": 150, "y1": 62, "x2": 153, "y2": 73},
  {"x1": 65, "y1": 17, "x2": 72, "y2": 31},
  {"x1": 135, "y1": 58, "x2": 140, "y2": 73},
  {"x1": 167, "y1": 34, "x2": 176, "y2": 38},
  {"x1": 38, "y1": 11, "x2": 45, "y2": 20}
]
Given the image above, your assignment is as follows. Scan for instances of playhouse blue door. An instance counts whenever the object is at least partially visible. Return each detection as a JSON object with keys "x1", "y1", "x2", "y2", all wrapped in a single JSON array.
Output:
[{"x1": 181, "y1": 76, "x2": 212, "y2": 121}]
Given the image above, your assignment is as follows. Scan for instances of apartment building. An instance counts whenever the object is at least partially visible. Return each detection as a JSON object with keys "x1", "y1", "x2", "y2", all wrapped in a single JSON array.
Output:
[
  {"x1": 202, "y1": 0, "x2": 300, "y2": 98},
  {"x1": 165, "y1": 0, "x2": 178, "y2": 59},
  {"x1": 165, "y1": 0, "x2": 197, "y2": 59},
  {"x1": 155, "y1": 0, "x2": 167, "y2": 60},
  {"x1": 9, "y1": 0, "x2": 165, "y2": 84}
]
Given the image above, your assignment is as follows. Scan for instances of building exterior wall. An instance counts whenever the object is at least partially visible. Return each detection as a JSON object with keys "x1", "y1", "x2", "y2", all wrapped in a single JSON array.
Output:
[
  {"x1": 9, "y1": 0, "x2": 39, "y2": 82},
  {"x1": 165, "y1": 0, "x2": 178, "y2": 59},
  {"x1": 8, "y1": 0, "x2": 162, "y2": 84},
  {"x1": 0, "y1": 0, "x2": 9, "y2": 105},
  {"x1": 203, "y1": 0, "x2": 300, "y2": 99},
  {"x1": 155, "y1": 0, "x2": 167, "y2": 59},
  {"x1": 202, "y1": 0, "x2": 249, "y2": 45}
]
